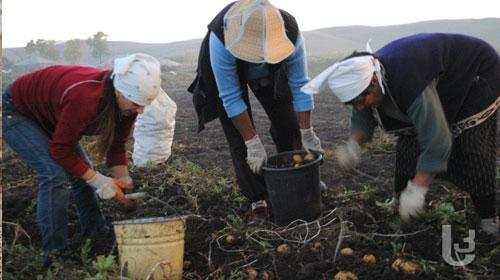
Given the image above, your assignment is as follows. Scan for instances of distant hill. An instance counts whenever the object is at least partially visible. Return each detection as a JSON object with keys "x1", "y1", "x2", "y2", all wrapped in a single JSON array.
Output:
[
  {"x1": 303, "y1": 18, "x2": 500, "y2": 57},
  {"x1": 3, "y1": 18, "x2": 500, "y2": 66}
]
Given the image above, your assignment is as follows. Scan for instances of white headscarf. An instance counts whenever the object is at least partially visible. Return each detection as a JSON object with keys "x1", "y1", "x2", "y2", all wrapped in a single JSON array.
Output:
[
  {"x1": 301, "y1": 42, "x2": 384, "y2": 103},
  {"x1": 112, "y1": 53, "x2": 161, "y2": 106}
]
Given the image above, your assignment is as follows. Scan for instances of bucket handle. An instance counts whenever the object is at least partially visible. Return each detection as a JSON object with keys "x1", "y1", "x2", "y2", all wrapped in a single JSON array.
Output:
[
  {"x1": 145, "y1": 260, "x2": 172, "y2": 280},
  {"x1": 144, "y1": 194, "x2": 187, "y2": 228}
]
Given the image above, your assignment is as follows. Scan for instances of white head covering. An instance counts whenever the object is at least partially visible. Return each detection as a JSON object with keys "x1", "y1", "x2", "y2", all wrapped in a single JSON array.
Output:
[
  {"x1": 301, "y1": 42, "x2": 384, "y2": 103},
  {"x1": 223, "y1": 0, "x2": 295, "y2": 64},
  {"x1": 112, "y1": 53, "x2": 161, "y2": 106}
]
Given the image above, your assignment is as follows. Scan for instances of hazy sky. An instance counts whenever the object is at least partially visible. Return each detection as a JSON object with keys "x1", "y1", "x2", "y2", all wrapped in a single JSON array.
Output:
[{"x1": 3, "y1": 0, "x2": 499, "y2": 48}]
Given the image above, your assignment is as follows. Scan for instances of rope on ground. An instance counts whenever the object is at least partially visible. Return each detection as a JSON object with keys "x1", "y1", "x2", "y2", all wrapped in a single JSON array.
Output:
[
  {"x1": 371, "y1": 226, "x2": 433, "y2": 237},
  {"x1": 352, "y1": 168, "x2": 377, "y2": 181},
  {"x1": 333, "y1": 217, "x2": 345, "y2": 264},
  {"x1": 246, "y1": 208, "x2": 338, "y2": 246}
]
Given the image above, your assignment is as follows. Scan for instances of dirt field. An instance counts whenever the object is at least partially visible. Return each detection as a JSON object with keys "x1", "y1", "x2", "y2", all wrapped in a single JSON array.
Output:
[{"x1": 2, "y1": 75, "x2": 500, "y2": 279}]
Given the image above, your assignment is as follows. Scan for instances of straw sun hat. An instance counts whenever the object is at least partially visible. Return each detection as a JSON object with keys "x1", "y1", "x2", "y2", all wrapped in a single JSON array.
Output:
[{"x1": 223, "y1": 0, "x2": 295, "y2": 64}]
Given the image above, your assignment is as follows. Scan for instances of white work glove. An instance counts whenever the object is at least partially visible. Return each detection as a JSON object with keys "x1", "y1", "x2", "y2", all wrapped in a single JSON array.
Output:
[
  {"x1": 300, "y1": 128, "x2": 324, "y2": 154},
  {"x1": 480, "y1": 218, "x2": 499, "y2": 237},
  {"x1": 245, "y1": 135, "x2": 267, "y2": 174},
  {"x1": 117, "y1": 176, "x2": 133, "y2": 185},
  {"x1": 399, "y1": 180, "x2": 428, "y2": 222},
  {"x1": 86, "y1": 171, "x2": 117, "y2": 200},
  {"x1": 336, "y1": 138, "x2": 361, "y2": 172}
]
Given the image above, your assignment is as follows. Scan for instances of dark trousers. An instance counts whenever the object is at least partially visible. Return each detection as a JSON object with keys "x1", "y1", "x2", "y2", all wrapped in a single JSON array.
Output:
[
  {"x1": 219, "y1": 82, "x2": 302, "y2": 203},
  {"x1": 395, "y1": 113, "x2": 498, "y2": 218}
]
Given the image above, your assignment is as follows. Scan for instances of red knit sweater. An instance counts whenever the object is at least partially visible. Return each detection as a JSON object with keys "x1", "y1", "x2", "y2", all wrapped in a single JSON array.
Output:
[{"x1": 11, "y1": 65, "x2": 137, "y2": 177}]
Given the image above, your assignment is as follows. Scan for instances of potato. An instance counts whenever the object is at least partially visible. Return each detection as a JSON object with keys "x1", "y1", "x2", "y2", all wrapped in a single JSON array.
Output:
[
  {"x1": 334, "y1": 271, "x2": 358, "y2": 280},
  {"x1": 340, "y1": 247, "x2": 354, "y2": 256},
  {"x1": 183, "y1": 260, "x2": 191, "y2": 269},
  {"x1": 262, "y1": 270, "x2": 273, "y2": 280},
  {"x1": 293, "y1": 154, "x2": 303, "y2": 163},
  {"x1": 392, "y1": 258, "x2": 419, "y2": 274},
  {"x1": 226, "y1": 235, "x2": 235, "y2": 244},
  {"x1": 400, "y1": 261, "x2": 419, "y2": 274},
  {"x1": 311, "y1": 241, "x2": 322, "y2": 253},
  {"x1": 247, "y1": 268, "x2": 258, "y2": 280},
  {"x1": 362, "y1": 254, "x2": 376, "y2": 264},
  {"x1": 304, "y1": 153, "x2": 316, "y2": 161},
  {"x1": 392, "y1": 258, "x2": 403, "y2": 271},
  {"x1": 294, "y1": 163, "x2": 302, "y2": 167},
  {"x1": 277, "y1": 244, "x2": 291, "y2": 254}
]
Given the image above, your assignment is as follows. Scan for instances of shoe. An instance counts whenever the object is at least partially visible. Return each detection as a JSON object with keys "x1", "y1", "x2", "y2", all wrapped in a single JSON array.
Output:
[
  {"x1": 319, "y1": 181, "x2": 326, "y2": 193},
  {"x1": 248, "y1": 200, "x2": 269, "y2": 226},
  {"x1": 385, "y1": 196, "x2": 399, "y2": 207},
  {"x1": 42, "y1": 249, "x2": 81, "y2": 269},
  {"x1": 480, "y1": 217, "x2": 499, "y2": 237}
]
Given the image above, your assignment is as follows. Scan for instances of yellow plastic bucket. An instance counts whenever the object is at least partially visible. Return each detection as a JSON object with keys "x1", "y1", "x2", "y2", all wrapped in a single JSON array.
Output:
[{"x1": 113, "y1": 216, "x2": 187, "y2": 280}]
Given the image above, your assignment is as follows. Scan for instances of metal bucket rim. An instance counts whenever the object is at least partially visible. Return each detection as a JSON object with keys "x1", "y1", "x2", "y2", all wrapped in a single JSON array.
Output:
[
  {"x1": 112, "y1": 215, "x2": 188, "y2": 225},
  {"x1": 262, "y1": 150, "x2": 323, "y2": 172}
]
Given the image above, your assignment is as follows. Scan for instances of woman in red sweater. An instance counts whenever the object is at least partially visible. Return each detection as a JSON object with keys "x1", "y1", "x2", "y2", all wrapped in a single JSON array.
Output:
[{"x1": 2, "y1": 53, "x2": 162, "y2": 265}]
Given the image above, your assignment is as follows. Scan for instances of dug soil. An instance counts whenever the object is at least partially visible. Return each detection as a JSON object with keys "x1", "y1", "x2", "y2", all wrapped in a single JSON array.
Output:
[{"x1": 3, "y1": 78, "x2": 500, "y2": 279}]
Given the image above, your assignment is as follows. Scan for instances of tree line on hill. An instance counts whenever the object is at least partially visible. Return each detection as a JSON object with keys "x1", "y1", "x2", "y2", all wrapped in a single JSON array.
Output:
[{"x1": 2, "y1": 31, "x2": 111, "y2": 68}]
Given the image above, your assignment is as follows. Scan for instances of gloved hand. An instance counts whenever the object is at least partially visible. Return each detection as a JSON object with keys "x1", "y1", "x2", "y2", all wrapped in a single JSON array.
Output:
[
  {"x1": 399, "y1": 180, "x2": 428, "y2": 222},
  {"x1": 300, "y1": 128, "x2": 324, "y2": 154},
  {"x1": 335, "y1": 138, "x2": 361, "y2": 172},
  {"x1": 119, "y1": 198, "x2": 141, "y2": 216},
  {"x1": 112, "y1": 178, "x2": 134, "y2": 200},
  {"x1": 245, "y1": 135, "x2": 267, "y2": 174},
  {"x1": 86, "y1": 171, "x2": 133, "y2": 200}
]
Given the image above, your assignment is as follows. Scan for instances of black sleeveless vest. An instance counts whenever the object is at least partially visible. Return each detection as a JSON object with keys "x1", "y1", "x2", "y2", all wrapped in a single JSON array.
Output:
[{"x1": 188, "y1": 2, "x2": 299, "y2": 132}]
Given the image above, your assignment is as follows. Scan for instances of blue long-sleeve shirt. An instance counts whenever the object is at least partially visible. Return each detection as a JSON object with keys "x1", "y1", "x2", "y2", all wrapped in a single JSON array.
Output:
[{"x1": 209, "y1": 31, "x2": 313, "y2": 118}]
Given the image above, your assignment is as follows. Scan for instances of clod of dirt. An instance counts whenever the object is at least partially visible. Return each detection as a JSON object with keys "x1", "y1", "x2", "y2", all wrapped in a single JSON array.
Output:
[
  {"x1": 183, "y1": 260, "x2": 191, "y2": 269},
  {"x1": 293, "y1": 154, "x2": 304, "y2": 164},
  {"x1": 226, "y1": 235, "x2": 235, "y2": 244},
  {"x1": 247, "y1": 268, "x2": 258, "y2": 280},
  {"x1": 277, "y1": 244, "x2": 291, "y2": 254},
  {"x1": 334, "y1": 271, "x2": 358, "y2": 280},
  {"x1": 362, "y1": 254, "x2": 376, "y2": 264},
  {"x1": 340, "y1": 247, "x2": 354, "y2": 256},
  {"x1": 304, "y1": 153, "x2": 316, "y2": 161}
]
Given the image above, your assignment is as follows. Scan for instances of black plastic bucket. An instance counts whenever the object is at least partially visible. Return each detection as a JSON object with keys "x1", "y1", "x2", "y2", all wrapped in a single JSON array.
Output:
[{"x1": 262, "y1": 150, "x2": 322, "y2": 225}]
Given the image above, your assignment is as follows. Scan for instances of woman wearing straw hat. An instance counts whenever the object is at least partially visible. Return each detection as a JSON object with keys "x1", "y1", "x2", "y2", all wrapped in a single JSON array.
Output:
[
  {"x1": 301, "y1": 33, "x2": 500, "y2": 237},
  {"x1": 2, "y1": 53, "x2": 163, "y2": 265},
  {"x1": 189, "y1": 0, "x2": 323, "y2": 225}
]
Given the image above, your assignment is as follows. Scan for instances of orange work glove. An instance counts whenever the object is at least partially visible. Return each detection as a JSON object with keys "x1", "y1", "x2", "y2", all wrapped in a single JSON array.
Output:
[{"x1": 112, "y1": 178, "x2": 134, "y2": 201}]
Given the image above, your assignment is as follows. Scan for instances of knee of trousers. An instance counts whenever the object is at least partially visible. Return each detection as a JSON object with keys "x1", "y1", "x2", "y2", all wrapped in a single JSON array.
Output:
[{"x1": 38, "y1": 168, "x2": 69, "y2": 190}]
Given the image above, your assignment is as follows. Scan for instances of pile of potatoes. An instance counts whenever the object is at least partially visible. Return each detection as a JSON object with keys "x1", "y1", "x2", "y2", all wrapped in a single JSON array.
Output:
[{"x1": 290, "y1": 153, "x2": 316, "y2": 168}]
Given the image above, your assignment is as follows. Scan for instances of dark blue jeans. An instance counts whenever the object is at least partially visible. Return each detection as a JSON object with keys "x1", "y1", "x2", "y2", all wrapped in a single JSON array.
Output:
[{"x1": 2, "y1": 84, "x2": 109, "y2": 253}]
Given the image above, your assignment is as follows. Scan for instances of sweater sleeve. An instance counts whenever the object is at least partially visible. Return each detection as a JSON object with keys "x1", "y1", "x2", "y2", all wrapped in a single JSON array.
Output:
[
  {"x1": 209, "y1": 32, "x2": 247, "y2": 118},
  {"x1": 49, "y1": 96, "x2": 96, "y2": 177},
  {"x1": 407, "y1": 80, "x2": 452, "y2": 173},
  {"x1": 284, "y1": 32, "x2": 314, "y2": 112}
]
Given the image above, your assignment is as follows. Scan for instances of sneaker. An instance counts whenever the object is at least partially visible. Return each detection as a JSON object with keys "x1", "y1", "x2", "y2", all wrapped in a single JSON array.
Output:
[
  {"x1": 319, "y1": 181, "x2": 327, "y2": 193},
  {"x1": 480, "y1": 217, "x2": 500, "y2": 237},
  {"x1": 248, "y1": 200, "x2": 269, "y2": 226},
  {"x1": 385, "y1": 196, "x2": 399, "y2": 207}
]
